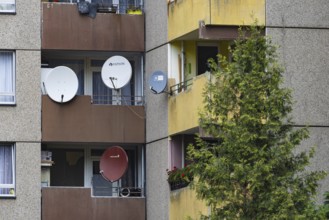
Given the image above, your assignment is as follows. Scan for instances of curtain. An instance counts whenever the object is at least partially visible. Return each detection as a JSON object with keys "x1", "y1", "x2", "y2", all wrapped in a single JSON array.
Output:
[
  {"x1": 0, "y1": 52, "x2": 14, "y2": 103},
  {"x1": 93, "y1": 72, "x2": 112, "y2": 104},
  {"x1": 0, "y1": 145, "x2": 13, "y2": 195}
]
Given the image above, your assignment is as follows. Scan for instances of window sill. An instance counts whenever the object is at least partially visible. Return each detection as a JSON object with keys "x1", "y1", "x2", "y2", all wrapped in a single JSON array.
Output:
[
  {"x1": 0, "y1": 195, "x2": 16, "y2": 199},
  {"x1": 0, "y1": 12, "x2": 16, "y2": 15},
  {"x1": 0, "y1": 103, "x2": 16, "y2": 107}
]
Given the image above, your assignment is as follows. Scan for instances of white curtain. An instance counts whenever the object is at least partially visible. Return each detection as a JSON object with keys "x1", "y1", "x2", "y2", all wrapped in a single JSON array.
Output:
[
  {"x1": 0, "y1": 145, "x2": 13, "y2": 195},
  {"x1": 0, "y1": 52, "x2": 14, "y2": 103}
]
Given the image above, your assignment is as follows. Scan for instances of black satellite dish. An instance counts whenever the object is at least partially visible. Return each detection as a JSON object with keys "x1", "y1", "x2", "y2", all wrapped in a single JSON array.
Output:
[{"x1": 149, "y1": 71, "x2": 169, "y2": 94}]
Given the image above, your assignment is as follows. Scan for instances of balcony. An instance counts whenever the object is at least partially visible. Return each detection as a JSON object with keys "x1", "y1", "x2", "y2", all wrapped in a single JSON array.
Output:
[
  {"x1": 170, "y1": 186, "x2": 207, "y2": 220},
  {"x1": 41, "y1": 95, "x2": 145, "y2": 143},
  {"x1": 42, "y1": 187, "x2": 145, "y2": 220},
  {"x1": 41, "y1": 2, "x2": 144, "y2": 51},
  {"x1": 168, "y1": 73, "x2": 210, "y2": 136},
  {"x1": 167, "y1": 0, "x2": 265, "y2": 41}
]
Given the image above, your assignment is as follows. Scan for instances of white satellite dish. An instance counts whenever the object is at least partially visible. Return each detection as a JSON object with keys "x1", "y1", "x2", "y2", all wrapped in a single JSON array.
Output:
[
  {"x1": 44, "y1": 66, "x2": 79, "y2": 103},
  {"x1": 101, "y1": 56, "x2": 132, "y2": 90},
  {"x1": 41, "y1": 68, "x2": 53, "y2": 94}
]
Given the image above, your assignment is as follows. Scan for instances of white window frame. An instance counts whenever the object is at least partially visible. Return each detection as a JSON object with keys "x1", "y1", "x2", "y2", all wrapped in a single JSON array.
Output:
[
  {"x1": 0, "y1": 51, "x2": 15, "y2": 105},
  {"x1": 0, "y1": 0, "x2": 16, "y2": 13},
  {"x1": 0, "y1": 144, "x2": 15, "y2": 197}
]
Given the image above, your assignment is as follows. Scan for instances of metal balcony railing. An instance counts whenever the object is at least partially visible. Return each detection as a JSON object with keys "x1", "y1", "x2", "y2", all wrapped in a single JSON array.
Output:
[
  {"x1": 43, "y1": 0, "x2": 144, "y2": 14},
  {"x1": 92, "y1": 94, "x2": 144, "y2": 106},
  {"x1": 170, "y1": 78, "x2": 193, "y2": 95}
]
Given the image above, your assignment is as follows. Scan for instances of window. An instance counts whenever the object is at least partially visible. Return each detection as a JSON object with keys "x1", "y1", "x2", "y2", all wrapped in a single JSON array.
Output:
[
  {"x1": 0, "y1": 51, "x2": 15, "y2": 104},
  {"x1": 0, "y1": 0, "x2": 15, "y2": 13},
  {"x1": 0, "y1": 144, "x2": 15, "y2": 197},
  {"x1": 197, "y1": 45, "x2": 218, "y2": 75}
]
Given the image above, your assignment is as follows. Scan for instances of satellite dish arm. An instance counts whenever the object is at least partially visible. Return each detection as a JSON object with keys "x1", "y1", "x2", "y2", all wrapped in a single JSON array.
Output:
[
  {"x1": 109, "y1": 77, "x2": 118, "y2": 91},
  {"x1": 42, "y1": 82, "x2": 47, "y2": 95}
]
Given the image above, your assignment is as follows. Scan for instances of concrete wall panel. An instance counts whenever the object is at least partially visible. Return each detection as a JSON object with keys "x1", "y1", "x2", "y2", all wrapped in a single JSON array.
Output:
[
  {"x1": 146, "y1": 139, "x2": 170, "y2": 220},
  {"x1": 145, "y1": 0, "x2": 168, "y2": 51},
  {"x1": 145, "y1": 45, "x2": 168, "y2": 142},
  {"x1": 267, "y1": 28, "x2": 329, "y2": 126},
  {"x1": 0, "y1": 0, "x2": 40, "y2": 49},
  {"x1": 0, "y1": 50, "x2": 41, "y2": 142},
  {"x1": 0, "y1": 143, "x2": 41, "y2": 220},
  {"x1": 297, "y1": 127, "x2": 329, "y2": 203},
  {"x1": 266, "y1": 0, "x2": 329, "y2": 28}
]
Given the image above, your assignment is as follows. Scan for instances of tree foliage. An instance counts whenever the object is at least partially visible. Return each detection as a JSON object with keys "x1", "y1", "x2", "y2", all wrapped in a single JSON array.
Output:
[{"x1": 187, "y1": 24, "x2": 326, "y2": 219}]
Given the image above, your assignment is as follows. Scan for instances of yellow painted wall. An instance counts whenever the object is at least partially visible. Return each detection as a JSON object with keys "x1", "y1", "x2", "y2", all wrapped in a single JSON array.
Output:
[
  {"x1": 184, "y1": 41, "x2": 196, "y2": 81},
  {"x1": 168, "y1": 73, "x2": 210, "y2": 135},
  {"x1": 170, "y1": 187, "x2": 208, "y2": 220},
  {"x1": 168, "y1": 0, "x2": 265, "y2": 41},
  {"x1": 168, "y1": 0, "x2": 211, "y2": 41},
  {"x1": 210, "y1": 0, "x2": 265, "y2": 26}
]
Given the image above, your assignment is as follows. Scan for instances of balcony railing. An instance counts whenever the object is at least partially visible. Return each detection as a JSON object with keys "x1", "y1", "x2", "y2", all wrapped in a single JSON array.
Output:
[
  {"x1": 92, "y1": 95, "x2": 144, "y2": 106},
  {"x1": 170, "y1": 78, "x2": 193, "y2": 95},
  {"x1": 42, "y1": 0, "x2": 144, "y2": 14}
]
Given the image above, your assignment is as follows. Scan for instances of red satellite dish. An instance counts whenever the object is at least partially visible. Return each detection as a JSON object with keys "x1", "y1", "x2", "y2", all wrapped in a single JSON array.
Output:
[{"x1": 100, "y1": 146, "x2": 128, "y2": 182}]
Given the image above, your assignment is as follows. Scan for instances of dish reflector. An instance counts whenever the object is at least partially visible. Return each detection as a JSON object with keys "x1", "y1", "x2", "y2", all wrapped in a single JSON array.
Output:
[
  {"x1": 44, "y1": 66, "x2": 79, "y2": 103},
  {"x1": 149, "y1": 71, "x2": 167, "y2": 94},
  {"x1": 101, "y1": 56, "x2": 132, "y2": 89},
  {"x1": 100, "y1": 146, "x2": 128, "y2": 182}
]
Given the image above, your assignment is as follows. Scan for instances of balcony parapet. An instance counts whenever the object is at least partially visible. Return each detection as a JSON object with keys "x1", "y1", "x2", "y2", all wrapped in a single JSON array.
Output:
[
  {"x1": 168, "y1": 73, "x2": 211, "y2": 135},
  {"x1": 42, "y1": 187, "x2": 145, "y2": 220},
  {"x1": 42, "y1": 2, "x2": 144, "y2": 51},
  {"x1": 168, "y1": 0, "x2": 265, "y2": 41},
  {"x1": 41, "y1": 95, "x2": 145, "y2": 143}
]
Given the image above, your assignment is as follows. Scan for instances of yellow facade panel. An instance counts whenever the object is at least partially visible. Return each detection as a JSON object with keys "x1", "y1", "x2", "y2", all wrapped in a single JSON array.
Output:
[
  {"x1": 170, "y1": 187, "x2": 208, "y2": 220},
  {"x1": 168, "y1": 0, "x2": 265, "y2": 41},
  {"x1": 168, "y1": 73, "x2": 209, "y2": 135}
]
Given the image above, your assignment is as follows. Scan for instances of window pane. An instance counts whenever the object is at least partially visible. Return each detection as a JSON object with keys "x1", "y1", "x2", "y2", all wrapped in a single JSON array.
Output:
[
  {"x1": 50, "y1": 149, "x2": 84, "y2": 186},
  {"x1": 0, "y1": 144, "x2": 14, "y2": 196},
  {"x1": 0, "y1": 52, "x2": 15, "y2": 104},
  {"x1": 0, "y1": 0, "x2": 15, "y2": 12},
  {"x1": 197, "y1": 46, "x2": 218, "y2": 75}
]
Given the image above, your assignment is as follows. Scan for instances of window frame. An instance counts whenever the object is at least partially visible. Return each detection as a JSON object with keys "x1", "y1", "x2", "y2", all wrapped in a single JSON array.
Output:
[
  {"x1": 0, "y1": 143, "x2": 16, "y2": 198},
  {"x1": 0, "y1": 51, "x2": 16, "y2": 105},
  {"x1": 0, "y1": 0, "x2": 16, "y2": 14}
]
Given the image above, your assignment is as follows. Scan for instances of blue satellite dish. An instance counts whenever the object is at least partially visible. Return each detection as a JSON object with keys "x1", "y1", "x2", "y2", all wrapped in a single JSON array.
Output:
[{"x1": 149, "y1": 71, "x2": 168, "y2": 94}]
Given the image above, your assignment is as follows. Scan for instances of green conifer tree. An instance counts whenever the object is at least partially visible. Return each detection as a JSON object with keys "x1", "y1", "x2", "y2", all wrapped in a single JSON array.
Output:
[{"x1": 188, "y1": 24, "x2": 326, "y2": 219}]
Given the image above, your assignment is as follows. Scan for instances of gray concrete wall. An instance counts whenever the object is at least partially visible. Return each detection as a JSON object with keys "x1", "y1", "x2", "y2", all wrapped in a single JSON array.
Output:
[
  {"x1": 145, "y1": 46, "x2": 169, "y2": 142},
  {"x1": 0, "y1": 0, "x2": 40, "y2": 50},
  {"x1": 266, "y1": 0, "x2": 329, "y2": 203},
  {"x1": 145, "y1": 0, "x2": 168, "y2": 52},
  {"x1": 298, "y1": 128, "x2": 329, "y2": 203},
  {"x1": 145, "y1": 45, "x2": 169, "y2": 220},
  {"x1": 0, "y1": 0, "x2": 41, "y2": 219},
  {"x1": 145, "y1": 0, "x2": 170, "y2": 218},
  {"x1": 146, "y1": 139, "x2": 170, "y2": 220}
]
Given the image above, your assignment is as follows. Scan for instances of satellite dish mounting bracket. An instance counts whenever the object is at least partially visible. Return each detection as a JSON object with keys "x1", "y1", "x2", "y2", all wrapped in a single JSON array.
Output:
[{"x1": 150, "y1": 86, "x2": 172, "y2": 95}]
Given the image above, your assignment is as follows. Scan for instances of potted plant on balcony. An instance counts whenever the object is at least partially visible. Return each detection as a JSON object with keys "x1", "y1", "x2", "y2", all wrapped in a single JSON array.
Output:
[{"x1": 166, "y1": 165, "x2": 193, "y2": 191}]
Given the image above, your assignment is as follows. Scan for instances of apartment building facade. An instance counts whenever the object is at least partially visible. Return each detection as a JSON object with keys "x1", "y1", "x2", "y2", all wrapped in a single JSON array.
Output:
[
  {"x1": 1, "y1": 0, "x2": 329, "y2": 220},
  {"x1": 145, "y1": 0, "x2": 329, "y2": 219},
  {"x1": 1, "y1": 0, "x2": 146, "y2": 219}
]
